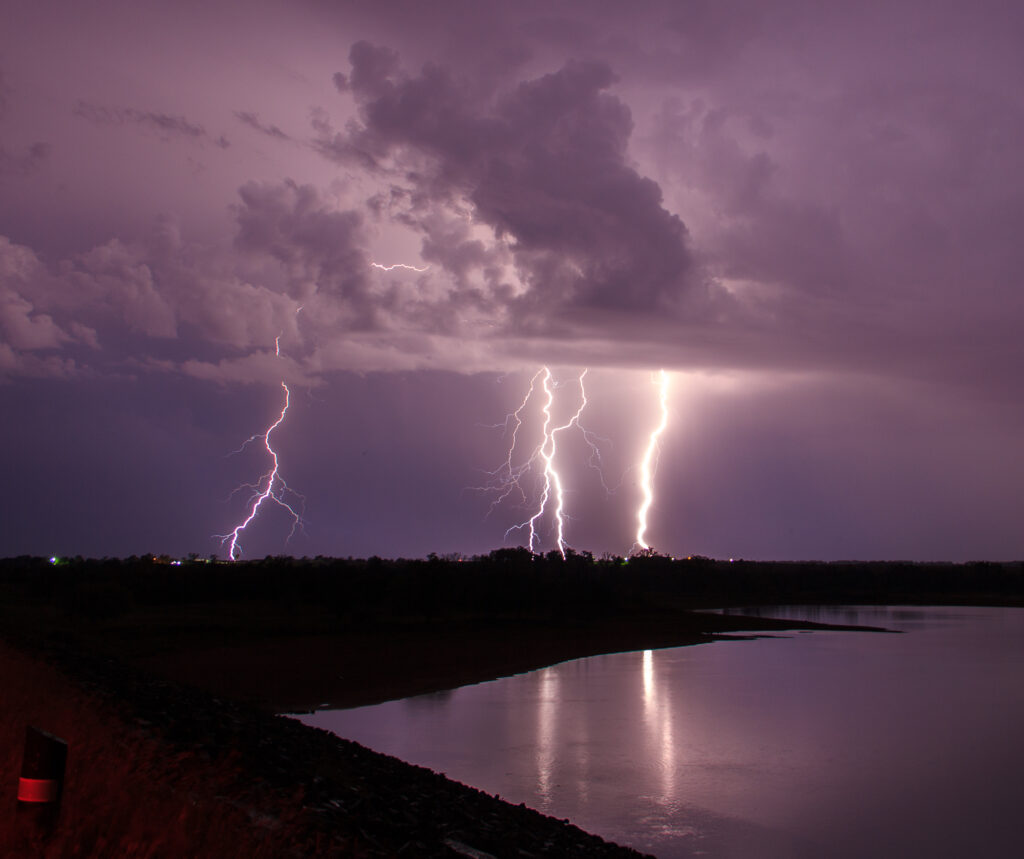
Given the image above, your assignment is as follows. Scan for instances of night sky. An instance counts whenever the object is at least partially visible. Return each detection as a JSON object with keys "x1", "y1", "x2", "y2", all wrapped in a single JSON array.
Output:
[{"x1": 2, "y1": 0, "x2": 1022, "y2": 562}]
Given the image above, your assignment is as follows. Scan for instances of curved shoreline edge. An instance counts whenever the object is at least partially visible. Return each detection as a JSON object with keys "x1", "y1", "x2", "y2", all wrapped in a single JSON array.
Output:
[{"x1": 137, "y1": 611, "x2": 882, "y2": 713}]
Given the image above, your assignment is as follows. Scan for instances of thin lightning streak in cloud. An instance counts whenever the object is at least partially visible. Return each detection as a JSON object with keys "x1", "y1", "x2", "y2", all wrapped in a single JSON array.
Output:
[
  {"x1": 370, "y1": 262, "x2": 430, "y2": 272},
  {"x1": 635, "y1": 369, "x2": 670, "y2": 553},
  {"x1": 275, "y1": 303, "x2": 302, "y2": 358}
]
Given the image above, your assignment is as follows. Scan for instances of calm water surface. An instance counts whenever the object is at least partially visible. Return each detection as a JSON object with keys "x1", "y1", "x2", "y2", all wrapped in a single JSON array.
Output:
[{"x1": 296, "y1": 606, "x2": 1024, "y2": 857}]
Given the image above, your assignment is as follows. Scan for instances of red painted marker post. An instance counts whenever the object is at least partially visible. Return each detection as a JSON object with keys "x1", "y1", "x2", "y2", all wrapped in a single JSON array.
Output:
[{"x1": 17, "y1": 726, "x2": 68, "y2": 834}]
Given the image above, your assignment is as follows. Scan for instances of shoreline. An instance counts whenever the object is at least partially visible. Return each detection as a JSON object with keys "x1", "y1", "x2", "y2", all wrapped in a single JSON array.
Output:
[{"x1": 131, "y1": 611, "x2": 882, "y2": 712}]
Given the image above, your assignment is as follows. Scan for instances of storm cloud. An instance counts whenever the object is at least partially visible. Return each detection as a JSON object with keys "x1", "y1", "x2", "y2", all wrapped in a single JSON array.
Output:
[
  {"x1": 4, "y1": 2, "x2": 1022, "y2": 385},
  {"x1": 331, "y1": 43, "x2": 706, "y2": 325}
]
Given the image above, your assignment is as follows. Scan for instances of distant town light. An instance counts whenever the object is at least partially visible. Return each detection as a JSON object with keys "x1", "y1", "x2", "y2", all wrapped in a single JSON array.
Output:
[{"x1": 49, "y1": 556, "x2": 58, "y2": 565}]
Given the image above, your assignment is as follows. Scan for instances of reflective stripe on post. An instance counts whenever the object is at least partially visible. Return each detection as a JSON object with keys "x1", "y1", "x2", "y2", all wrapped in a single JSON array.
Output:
[
  {"x1": 17, "y1": 777, "x2": 60, "y2": 803},
  {"x1": 15, "y1": 726, "x2": 68, "y2": 841},
  {"x1": 18, "y1": 727, "x2": 67, "y2": 809}
]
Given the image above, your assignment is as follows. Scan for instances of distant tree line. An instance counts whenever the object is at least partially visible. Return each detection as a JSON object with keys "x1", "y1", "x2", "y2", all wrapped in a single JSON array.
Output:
[{"x1": 1, "y1": 551, "x2": 1022, "y2": 626}]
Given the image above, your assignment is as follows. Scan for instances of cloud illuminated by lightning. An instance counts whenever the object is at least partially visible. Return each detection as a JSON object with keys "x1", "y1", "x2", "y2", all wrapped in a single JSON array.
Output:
[
  {"x1": 635, "y1": 369, "x2": 670, "y2": 552},
  {"x1": 217, "y1": 381, "x2": 304, "y2": 561}
]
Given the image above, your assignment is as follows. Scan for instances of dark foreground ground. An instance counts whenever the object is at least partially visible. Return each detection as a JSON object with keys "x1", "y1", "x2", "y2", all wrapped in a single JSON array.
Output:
[
  {"x1": 1, "y1": 553, "x2": 1020, "y2": 856},
  {"x1": 0, "y1": 638, "x2": 656, "y2": 857}
]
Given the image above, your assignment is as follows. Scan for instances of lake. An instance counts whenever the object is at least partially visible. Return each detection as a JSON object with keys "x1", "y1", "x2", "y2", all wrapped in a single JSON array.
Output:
[{"x1": 295, "y1": 606, "x2": 1024, "y2": 857}]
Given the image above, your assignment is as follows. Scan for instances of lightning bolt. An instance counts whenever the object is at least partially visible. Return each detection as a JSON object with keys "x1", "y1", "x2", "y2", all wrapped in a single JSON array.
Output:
[
  {"x1": 370, "y1": 262, "x2": 430, "y2": 272},
  {"x1": 217, "y1": 308, "x2": 306, "y2": 560},
  {"x1": 486, "y1": 368, "x2": 592, "y2": 557},
  {"x1": 635, "y1": 369, "x2": 670, "y2": 553},
  {"x1": 517, "y1": 368, "x2": 563, "y2": 555},
  {"x1": 481, "y1": 368, "x2": 546, "y2": 515},
  {"x1": 536, "y1": 369, "x2": 592, "y2": 557},
  {"x1": 275, "y1": 303, "x2": 303, "y2": 357},
  {"x1": 217, "y1": 382, "x2": 304, "y2": 561}
]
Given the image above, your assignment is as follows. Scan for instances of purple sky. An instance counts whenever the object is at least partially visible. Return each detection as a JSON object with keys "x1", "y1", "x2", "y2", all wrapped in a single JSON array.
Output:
[{"x1": 2, "y1": 0, "x2": 1023, "y2": 561}]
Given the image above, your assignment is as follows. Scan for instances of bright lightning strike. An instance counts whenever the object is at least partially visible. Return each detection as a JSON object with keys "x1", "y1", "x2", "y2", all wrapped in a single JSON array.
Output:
[
  {"x1": 370, "y1": 262, "x2": 430, "y2": 272},
  {"x1": 635, "y1": 369, "x2": 670, "y2": 552},
  {"x1": 216, "y1": 303, "x2": 307, "y2": 560},
  {"x1": 218, "y1": 382, "x2": 304, "y2": 561},
  {"x1": 489, "y1": 368, "x2": 594, "y2": 558},
  {"x1": 521, "y1": 368, "x2": 562, "y2": 555}
]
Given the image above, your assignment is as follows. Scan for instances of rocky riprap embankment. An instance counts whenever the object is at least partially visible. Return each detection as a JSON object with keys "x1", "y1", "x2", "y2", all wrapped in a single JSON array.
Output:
[{"x1": 6, "y1": 635, "x2": 653, "y2": 858}]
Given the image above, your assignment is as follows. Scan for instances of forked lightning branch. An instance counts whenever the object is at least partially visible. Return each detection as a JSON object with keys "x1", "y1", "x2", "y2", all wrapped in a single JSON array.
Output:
[{"x1": 481, "y1": 367, "x2": 672, "y2": 558}]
